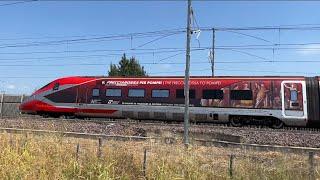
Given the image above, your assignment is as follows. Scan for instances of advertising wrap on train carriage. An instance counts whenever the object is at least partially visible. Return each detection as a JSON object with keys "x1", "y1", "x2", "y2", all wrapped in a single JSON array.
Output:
[{"x1": 200, "y1": 80, "x2": 276, "y2": 108}]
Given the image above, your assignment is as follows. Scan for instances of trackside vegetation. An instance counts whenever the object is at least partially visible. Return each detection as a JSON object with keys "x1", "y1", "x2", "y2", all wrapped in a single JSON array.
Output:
[
  {"x1": 108, "y1": 54, "x2": 147, "y2": 77},
  {"x1": 0, "y1": 133, "x2": 318, "y2": 179}
]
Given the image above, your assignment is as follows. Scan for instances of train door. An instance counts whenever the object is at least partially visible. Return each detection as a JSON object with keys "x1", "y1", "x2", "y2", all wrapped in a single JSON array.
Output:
[
  {"x1": 76, "y1": 85, "x2": 89, "y2": 114},
  {"x1": 281, "y1": 81, "x2": 307, "y2": 119},
  {"x1": 76, "y1": 85, "x2": 89, "y2": 104}
]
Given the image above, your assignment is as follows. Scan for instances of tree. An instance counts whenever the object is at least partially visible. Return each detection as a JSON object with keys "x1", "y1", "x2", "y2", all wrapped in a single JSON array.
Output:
[{"x1": 108, "y1": 54, "x2": 147, "y2": 77}]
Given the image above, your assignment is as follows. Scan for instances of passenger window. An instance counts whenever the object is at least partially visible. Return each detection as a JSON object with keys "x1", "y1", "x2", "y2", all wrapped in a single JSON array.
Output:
[
  {"x1": 106, "y1": 89, "x2": 122, "y2": 97},
  {"x1": 128, "y1": 89, "x2": 145, "y2": 97},
  {"x1": 202, "y1": 90, "x2": 223, "y2": 99},
  {"x1": 152, "y1": 90, "x2": 169, "y2": 98},
  {"x1": 176, "y1": 89, "x2": 195, "y2": 99},
  {"x1": 230, "y1": 90, "x2": 252, "y2": 100},
  {"x1": 290, "y1": 90, "x2": 298, "y2": 101},
  {"x1": 53, "y1": 83, "x2": 59, "y2": 91},
  {"x1": 92, "y1": 88, "x2": 100, "y2": 97}
]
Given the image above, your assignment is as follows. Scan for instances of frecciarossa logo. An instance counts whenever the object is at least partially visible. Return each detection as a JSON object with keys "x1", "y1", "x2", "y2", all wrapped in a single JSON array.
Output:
[{"x1": 102, "y1": 80, "x2": 222, "y2": 86}]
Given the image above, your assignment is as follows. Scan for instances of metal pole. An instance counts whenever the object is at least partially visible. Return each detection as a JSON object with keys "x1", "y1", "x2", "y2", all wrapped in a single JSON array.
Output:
[
  {"x1": 76, "y1": 143, "x2": 80, "y2": 162},
  {"x1": 97, "y1": 138, "x2": 102, "y2": 158},
  {"x1": 143, "y1": 148, "x2": 147, "y2": 177},
  {"x1": 184, "y1": 0, "x2": 192, "y2": 147},
  {"x1": 20, "y1": 94, "x2": 24, "y2": 103},
  {"x1": 0, "y1": 92, "x2": 4, "y2": 118},
  {"x1": 211, "y1": 28, "x2": 215, "y2": 77},
  {"x1": 309, "y1": 151, "x2": 315, "y2": 180},
  {"x1": 229, "y1": 154, "x2": 234, "y2": 178}
]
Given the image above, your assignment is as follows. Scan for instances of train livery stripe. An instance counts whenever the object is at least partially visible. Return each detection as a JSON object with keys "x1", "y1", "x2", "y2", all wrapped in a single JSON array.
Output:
[
  {"x1": 79, "y1": 109, "x2": 118, "y2": 114},
  {"x1": 21, "y1": 100, "x2": 118, "y2": 115}
]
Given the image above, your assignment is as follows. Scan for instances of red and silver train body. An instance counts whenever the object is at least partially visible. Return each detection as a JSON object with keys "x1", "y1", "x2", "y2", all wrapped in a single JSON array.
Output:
[{"x1": 20, "y1": 76, "x2": 320, "y2": 128}]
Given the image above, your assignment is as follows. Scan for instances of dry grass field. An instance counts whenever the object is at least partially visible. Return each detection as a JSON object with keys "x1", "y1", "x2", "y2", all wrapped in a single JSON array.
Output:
[{"x1": 0, "y1": 132, "x2": 318, "y2": 180}]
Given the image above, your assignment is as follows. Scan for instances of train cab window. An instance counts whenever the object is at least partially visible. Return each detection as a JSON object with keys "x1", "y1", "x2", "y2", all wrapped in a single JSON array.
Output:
[
  {"x1": 152, "y1": 90, "x2": 169, "y2": 98},
  {"x1": 40, "y1": 82, "x2": 51, "y2": 90},
  {"x1": 53, "y1": 83, "x2": 59, "y2": 91},
  {"x1": 92, "y1": 88, "x2": 100, "y2": 97},
  {"x1": 106, "y1": 89, "x2": 122, "y2": 97},
  {"x1": 176, "y1": 89, "x2": 195, "y2": 99},
  {"x1": 230, "y1": 90, "x2": 252, "y2": 100},
  {"x1": 128, "y1": 89, "x2": 145, "y2": 97},
  {"x1": 290, "y1": 90, "x2": 298, "y2": 101},
  {"x1": 202, "y1": 90, "x2": 223, "y2": 99}
]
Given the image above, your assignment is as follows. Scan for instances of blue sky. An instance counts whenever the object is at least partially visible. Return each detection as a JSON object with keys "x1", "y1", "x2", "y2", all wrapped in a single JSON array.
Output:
[{"x1": 0, "y1": 1, "x2": 320, "y2": 94}]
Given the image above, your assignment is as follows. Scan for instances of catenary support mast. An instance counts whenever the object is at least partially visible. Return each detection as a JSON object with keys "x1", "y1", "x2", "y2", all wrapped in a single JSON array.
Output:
[{"x1": 184, "y1": 0, "x2": 192, "y2": 147}]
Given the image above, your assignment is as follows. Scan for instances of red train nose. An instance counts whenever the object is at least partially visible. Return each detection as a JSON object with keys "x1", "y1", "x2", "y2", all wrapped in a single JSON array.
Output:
[{"x1": 19, "y1": 100, "x2": 36, "y2": 114}]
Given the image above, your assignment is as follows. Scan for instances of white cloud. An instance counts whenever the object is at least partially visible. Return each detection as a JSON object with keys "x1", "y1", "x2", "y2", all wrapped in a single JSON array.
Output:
[
  {"x1": 6, "y1": 84, "x2": 16, "y2": 90},
  {"x1": 297, "y1": 44, "x2": 320, "y2": 55}
]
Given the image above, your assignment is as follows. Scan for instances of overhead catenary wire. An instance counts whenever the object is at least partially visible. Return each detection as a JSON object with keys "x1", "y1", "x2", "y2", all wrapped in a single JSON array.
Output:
[
  {"x1": 0, "y1": 66, "x2": 317, "y2": 78},
  {"x1": 0, "y1": 30, "x2": 185, "y2": 49},
  {"x1": 0, "y1": 45, "x2": 317, "y2": 64},
  {"x1": 131, "y1": 32, "x2": 181, "y2": 50},
  {"x1": 2, "y1": 24, "x2": 320, "y2": 49},
  {"x1": 221, "y1": 48, "x2": 269, "y2": 60},
  {"x1": 0, "y1": 48, "x2": 205, "y2": 63},
  {"x1": 201, "y1": 24, "x2": 320, "y2": 31},
  {"x1": 158, "y1": 52, "x2": 186, "y2": 62},
  {"x1": 150, "y1": 67, "x2": 319, "y2": 75},
  {"x1": 1, "y1": 42, "x2": 320, "y2": 56},
  {"x1": 0, "y1": 0, "x2": 36, "y2": 7},
  {"x1": 2, "y1": 23, "x2": 320, "y2": 41},
  {"x1": 220, "y1": 30, "x2": 273, "y2": 44},
  {"x1": 0, "y1": 24, "x2": 319, "y2": 82},
  {"x1": 0, "y1": 28, "x2": 186, "y2": 41},
  {"x1": 4, "y1": 24, "x2": 320, "y2": 50},
  {"x1": 1, "y1": 59, "x2": 320, "y2": 67}
]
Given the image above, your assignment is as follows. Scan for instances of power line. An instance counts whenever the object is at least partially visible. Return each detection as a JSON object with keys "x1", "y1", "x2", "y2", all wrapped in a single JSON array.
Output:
[
  {"x1": 150, "y1": 67, "x2": 318, "y2": 75},
  {"x1": 202, "y1": 24, "x2": 320, "y2": 31},
  {"x1": 131, "y1": 32, "x2": 181, "y2": 49},
  {"x1": 220, "y1": 30, "x2": 273, "y2": 44},
  {"x1": 0, "y1": 76, "x2": 56, "y2": 79},
  {"x1": 1, "y1": 59, "x2": 320, "y2": 67},
  {"x1": 221, "y1": 49, "x2": 269, "y2": 60},
  {"x1": 0, "y1": 49, "x2": 206, "y2": 63},
  {"x1": 0, "y1": 26, "x2": 320, "y2": 50},
  {"x1": 158, "y1": 52, "x2": 186, "y2": 62},
  {"x1": 214, "y1": 68, "x2": 318, "y2": 75},
  {"x1": 2, "y1": 23, "x2": 320, "y2": 41},
  {"x1": 0, "y1": 28, "x2": 185, "y2": 41},
  {"x1": 1, "y1": 23, "x2": 320, "y2": 47},
  {"x1": 216, "y1": 47, "x2": 320, "y2": 50},
  {"x1": 0, "y1": 66, "x2": 317, "y2": 78},
  {"x1": 0, "y1": 48, "x2": 189, "y2": 55},
  {"x1": 4, "y1": 44, "x2": 320, "y2": 55},
  {"x1": 0, "y1": 0, "x2": 36, "y2": 7},
  {"x1": 0, "y1": 30, "x2": 185, "y2": 49},
  {"x1": 0, "y1": 45, "x2": 318, "y2": 63}
]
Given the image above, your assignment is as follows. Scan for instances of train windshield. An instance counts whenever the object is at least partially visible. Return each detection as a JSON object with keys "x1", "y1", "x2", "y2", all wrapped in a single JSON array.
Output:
[{"x1": 39, "y1": 82, "x2": 51, "y2": 90}]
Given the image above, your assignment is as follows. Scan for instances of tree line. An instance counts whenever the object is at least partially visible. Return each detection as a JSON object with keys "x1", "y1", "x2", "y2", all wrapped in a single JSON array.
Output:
[{"x1": 108, "y1": 54, "x2": 147, "y2": 77}]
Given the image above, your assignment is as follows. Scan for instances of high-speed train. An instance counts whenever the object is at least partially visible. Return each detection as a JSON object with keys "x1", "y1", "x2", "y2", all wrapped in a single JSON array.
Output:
[{"x1": 20, "y1": 76, "x2": 320, "y2": 128}]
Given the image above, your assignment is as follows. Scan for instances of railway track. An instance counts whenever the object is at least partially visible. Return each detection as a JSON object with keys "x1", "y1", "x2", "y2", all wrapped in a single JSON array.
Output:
[
  {"x1": 2, "y1": 115, "x2": 320, "y2": 147},
  {"x1": 19, "y1": 114, "x2": 320, "y2": 134}
]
